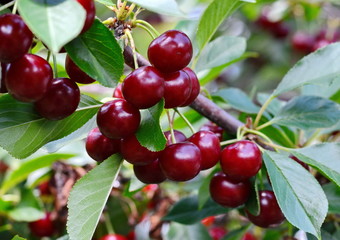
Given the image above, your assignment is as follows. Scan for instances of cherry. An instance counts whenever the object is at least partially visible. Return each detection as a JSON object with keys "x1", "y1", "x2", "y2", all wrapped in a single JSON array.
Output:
[
  {"x1": 312, "y1": 39, "x2": 331, "y2": 51},
  {"x1": 38, "y1": 181, "x2": 51, "y2": 196},
  {"x1": 127, "y1": 231, "x2": 136, "y2": 240},
  {"x1": 209, "y1": 226, "x2": 227, "y2": 240},
  {"x1": 86, "y1": 127, "x2": 120, "y2": 161},
  {"x1": 65, "y1": 55, "x2": 96, "y2": 84},
  {"x1": 180, "y1": 67, "x2": 200, "y2": 106},
  {"x1": 122, "y1": 66, "x2": 164, "y2": 109},
  {"x1": 6, "y1": 54, "x2": 53, "y2": 102},
  {"x1": 220, "y1": 140, "x2": 262, "y2": 182},
  {"x1": 28, "y1": 212, "x2": 54, "y2": 237},
  {"x1": 246, "y1": 190, "x2": 285, "y2": 228},
  {"x1": 133, "y1": 159, "x2": 166, "y2": 184},
  {"x1": 148, "y1": 30, "x2": 193, "y2": 73},
  {"x1": 0, "y1": 161, "x2": 9, "y2": 174},
  {"x1": 163, "y1": 70, "x2": 192, "y2": 108},
  {"x1": 188, "y1": 130, "x2": 220, "y2": 170},
  {"x1": 241, "y1": 232, "x2": 257, "y2": 240},
  {"x1": 0, "y1": 63, "x2": 8, "y2": 93},
  {"x1": 76, "y1": 0, "x2": 96, "y2": 33},
  {"x1": 164, "y1": 130, "x2": 186, "y2": 146},
  {"x1": 210, "y1": 172, "x2": 251, "y2": 208},
  {"x1": 200, "y1": 122, "x2": 224, "y2": 141},
  {"x1": 159, "y1": 142, "x2": 201, "y2": 181},
  {"x1": 256, "y1": 12, "x2": 289, "y2": 39},
  {"x1": 291, "y1": 32, "x2": 314, "y2": 54},
  {"x1": 99, "y1": 234, "x2": 128, "y2": 240},
  {"x1": 113, "y1": 83, "x2": 124, "y2": 98},
  {"x1": 120, "y1": 135, "x2": 160, "y2": 165},
  {"x1": 0, "y1": 14, "x2": 33, "y2": 63},
  {"x1": 34, "y1": 78, "x2": 80, "y2": 120},
  {"x1": 201, "y1": 216, "x2": 215, "y2": 227},
  {"x1": 97, "y1": 99, "x2": 140, "y2": 139}
]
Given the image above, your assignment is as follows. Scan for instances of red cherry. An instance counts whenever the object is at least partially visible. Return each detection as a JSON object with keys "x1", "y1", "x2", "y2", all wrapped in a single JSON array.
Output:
[
  {"x1": 210, "y1": 172, "x2": 251, "y2": 208},
  {"x1": 97, "y1": 99, "x2": 140, "y2": 139},
  {"x1": 99, "y1": 234, "x2": 128, "y2": 240},
  {"x1": 38, "y1": 181, "x2": 51, "y2": 196},
  {"x1": 0, "y1": 14, "x2": 33, "y2": 63},
  {"x1": 34, "y1": 78, "x2": 80, "y2": 120},
  {"x1": 291, "y1": 32, "x2": 314, "y2": 54},
  {"x1": 122, "y1": 66, "x2": 164, "y2": 109},
  {"x1": 163, "y1": 70, "x2": 192, "y2": 108},
  {"x1": 201, "y1": 216, "x2": 215, "y2": 227},
  {"x1": 0, "y1": 161, "x2": 9, "y2": 173},
  {"x1": 148, "y1": 30, "x2": 193, "y2": 73},
  {"x1": 86, "y1": 127, "x2": 120, "y2": 161},
  {"x1": 188, "y1": 130, "x2": 220, "y2": 170},
  {"x1": 163, "y1": 130, "x2": 186, "y2": 146},
  {"x1": 246, "y1": 190, "x2": 285, "y2": 228},
  {"x1": 209, "y1": 226, "x2": 227, "y2": 240},
  {"x1": 76, "y1": 0, "x2": 96, "y2": 33},
  {"x1": 220, "y1": 140, "x2": 262, "y2": 182},
  {"x1": 28, "y1": 212, "x2": 54, "y2": 237},
  {"x1": 120, "y1": 135, "x2": 160, "y2": 165},
  {"x1": 241, "y1": 232, "x2": 257, "y2": 240},
  {"x1": 159, "y1": 142, "x2": 201, "y2": 181},
  {"x1": 65, "y1": 55, "x2": 96, "y2": 84},
  {"x1": 180, "y1": 67, "x2": 200, "y2": 106},
  {"x1": 127, "y1": 231, "x2": 136, "y2": 240},
  {"x1": 133, "y1": 159, "x2": 166, "y2": 184},
  {"x1": 5, "y1": 54, "x2": 53, "y2": 102},
  {"x1": 113, "y1": 83, "x2": 124, "y2": 98},
  {"x1": 0, "y1": 63, "x2": 9, "y2": 93},
  {"x1": 200, "y1": 122, "x2": 224, "y2": 141}
]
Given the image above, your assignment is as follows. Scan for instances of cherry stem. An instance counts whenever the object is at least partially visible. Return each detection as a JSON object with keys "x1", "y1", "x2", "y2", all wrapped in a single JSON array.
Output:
[
  {"x1": 46, "y1": 50, "x2": 51, "y2": 63},
  {"x1": 124, "y1": 30, "x2": 138, "y2": 69},
  {"x1": 0, "y1": 0, "x2": 15, "y2": 12},
  {"x1": 258, "y1": 139, "x2": 291, "y2": 152},
  {"x1": 220, "y1": 139, "x2": 239, "y2": 146},
  {"x1": 253, "y1": 94, "x2": 276, "y2": 128},
  {"x1": 11, "y1": 0, "x2": 18, "y2": 14},
  {"x1": 256, "y1": 119, "x2": 275, "y2": 131},
  {"x1": 174, "y1": 108, "x2": 196, "y2": 134},
  {"x1": 136, "y1": 23, "x2": 156, "y2": 39},
  {"x1": 103, "y1": 212, "x2": 115, "y2": 234},
  {"x1": 244, "y1": 128, "x2": 274, "y2": 145},
  {"x1": 166, "y1": 110, "x2": 176, "y2": 144},
  {"x1": 135, "y1": 19, "x2": 160, "y2": 37},
  {"x1": 52, "y1": 54, "x2": 58, "y2": 78},
  {"x1": 303, "y1": 129, "x2": 321, "y2": 147}
]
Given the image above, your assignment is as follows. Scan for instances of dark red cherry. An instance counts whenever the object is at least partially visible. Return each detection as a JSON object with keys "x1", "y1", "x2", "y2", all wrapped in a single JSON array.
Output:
[
  {"x1": 210, "y1": 172, "x2": 251, "y2": 208},
  {"x1": 35, "y1": 78, "x2": 80, "y2": 120},
  {"x1": 272, "y1": 23, "x2": 289, "y2": 39},
  {"x1": 38, "y1": 181, "x2": 51, "y2": 196},
  {"x1": 99, "y1": 234, "x2": 128, "y2": 240},
  {"x1": 65, "y1": 55, "x2": 96, "y2": 84},
  {"x1": 209, "y1": 226, "x2": 227, "y2": 240},
  {"x1": 163, "y1": 70, "x2": 192, "y2": 108},
  {"x1": 188, "y1": 130, "x2": 220, "y2": 170},
  {"x1": 164, "y1": 130, "x2": 186, "y2": 146},
  {"x1": 0, "y1": 63, "x2": 9, "y2": 93},
  {"x1": 86, "y1": 127, "x2": 120, "y2": 161},
  {"x1": 122, "y1": 66, "x2": 164, "y2": 109},
  {"x1": 120, "y1": 135, "x2": 160, "y2": 165},
  {"x1": 159, "y1": 142, "x2": 201, "y2": 181},
  {"x1": 133, "y1": 159, "x2": 166, "y2": 184},
  {"x1": 291, "y1": 32, "x2": 314, "y2": 54},
  {"x1": 148, "y1": 30, "x2": 193, "y2": 73},
  {"x1": 0, "y1": 161, "x2": 9, "y2": 174},
  {"x1": 113, "y1": 83, "x2": 124, "y2": 98},
  {"x1": 200, "y1": 122, "x2": 224, "y2": 141},
  {"x1": 28, "y1": 212, "x2": 54, "y2": 237},
  {"x1": 0, "y1": 14, "x2": 33, "y2": 63},
  {"x1": 76, "y1": 0, "x2": 96, "y2": 33},
  {"x1": 220, "y1": 140, "x2": 262, "y2": 182},
  {"x1": 246, "y1": 190, "x2": 285, "y2": 228},
  {"x1": 180, "y1": 67, "x2": 200, "y2": 106},
  {"x1": 97, "y1": 99, "x2": 140, "y2": 139},
  {"x1": 6, "y1": 54, "x2": 53, "y2": 102}
]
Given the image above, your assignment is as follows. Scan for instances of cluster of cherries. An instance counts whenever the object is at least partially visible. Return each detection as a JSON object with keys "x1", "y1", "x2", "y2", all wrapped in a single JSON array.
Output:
[{"x1": 0, "y1": 0, "x2": 95, "y2": 121}]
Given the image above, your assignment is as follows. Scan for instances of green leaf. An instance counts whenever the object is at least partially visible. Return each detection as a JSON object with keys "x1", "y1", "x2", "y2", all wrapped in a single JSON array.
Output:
[
  {"x1": 257, "y1": 93, "x2": 286, "y2": 116},
  {"x1": 196, "y1": 0, "x2": 252, "y2": 52},
  {"x1": 196, "y1": 36, "x2": 246, "y2": 72},
  {"x1": 56, "y1": 236, "x2": 70, "y2": 240},
  {"x1": 163, "y1": 196, "x2": 227, "y2": 225},
  {"x1": 127, "y1": 0, "x2": 184, "y2": 17},
  {"x1": 136, "y1": 100, "x2": 166, "y2": 152},
  {"x1": 214, "y1": 88, "x2": 260, "y2": 114},
  {"x1": 263, "y1": 151, "x2": 328, "y2": 239},
  {"x1": 164, "y1": 222, "x2": 212, "y2": 240},
  {"x1": 11, "y1": 236, "x2": 26, "y2": 240},
  {"x1": 198, "y1": 170, "x2": 217, "y2": 209},
  {"x1": 0, "y1": 94, "x2": 101, "y2": 159},
  {"x1": 0, "y1": 153, "x2": 74, "y2": 195},
  {"x1": 65, "y1": 20, "x2": 124, "y2": 88},
  {"x1": 95, "y1": 0, "x2": 114, "y2": 7},
  {"x1": 271, "y1": 96, "x2": 340, "y2": 130},
  {"x1": 9, "y1": 207, "x2": 44, "y2": 222},
  {"x1": 322, "y1": 183, "x2": 340, "y2": 214},
  {"x1": 302, "y1": 78, "x2": 340, "y2": 99},
  {"x1": 221, "y1": 225, "x2": 250, "y2": 240},
  {"x1": 17, "y1": 0, "x2": 86, "y2": 54},
  {"x1": 291, "y1": 143, "x2": 340, "y2": 187},
  {"x1": 67, "y1": 155, "x2": 123, "y2": 240},
  {"x1": 273, "y1": 42, "x2": 340, "y2": 96}
]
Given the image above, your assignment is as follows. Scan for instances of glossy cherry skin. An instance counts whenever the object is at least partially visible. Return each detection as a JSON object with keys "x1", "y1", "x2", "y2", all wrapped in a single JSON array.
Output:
[
  {"x1": 164, "y1": 130, "x2": 186, "y2": 146},
  {"x1": 209, "y1": 226, "x2": 227, "y2": 240},
  {"x1": 200, "y1": 121, "x2": 224, "y2": 141},
  {"x1": 0, "y1": 63, "x2": 8, "y2": 93},
  {"x1": 220, "y1": 140, "x2": 262, "y2": 182},
  {"x1": 97, "y1": 99, "x2": 140, "y2": 139},
  {"x1": 120, "y1": 135, "x2": 160, "y2": 165},
  {"x1": 6, "y1": 54, "x2": 53, "y2": 102},
  {"x1": 291, "y1": 32, "x2": 314, "y2": 54},
  {"x1": 180, "y1": 67, "x2": 200, "y2": 106},
  {"x1": 122, "y1": 66, "x2": 164, "y2": 109},
  {"x1": 163, "y1": 70, "x2": 192, "y2": 108},
  {"x1": 133, "y1": 159, "x2": 166, "y2": 184},
  {"x1": 188, "y1": 130, "x2": 220, "y2": 170},
  {"x1": 246, "y1": 190, "x2": 285, "y2": 228},
  {"x1": 210, "y1": 172, "x2": 251, "y2": 208},
  {"x1": 76, "y1": 0, "x2": 96, "y2": 33},
  {"x1": 86, "y1": 127, "x2": 120, "y2": 161},
  {"x1": 35, "y1": 78, "x2": 80, "y2": 120},
  {"x1": 65, "y1": 55, "x2": 96, "y2": 84},
  {"x1": 113, "y1": 83, "x2": 124, "y2": 98},
  {"x1": 148, "y1": 30, "x2": 193, "y2": 73},
  {"x1": 0, "y1": 14, "x2": 33, "y2": 63},
  {"x1": 159, "y1": 142, "x2": 201, "y2": 181},
  {"x1": 99, "y1": 234, "x2": 128, "y2": 240},
  {"x1": 28, "y1": 212, "x2": 54, "y2": 237}
]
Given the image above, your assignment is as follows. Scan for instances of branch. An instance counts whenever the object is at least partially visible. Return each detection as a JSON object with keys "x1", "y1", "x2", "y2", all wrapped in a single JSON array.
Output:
[{"x1": 123, "y1": 46, "x2": 244, "y2": 135}]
